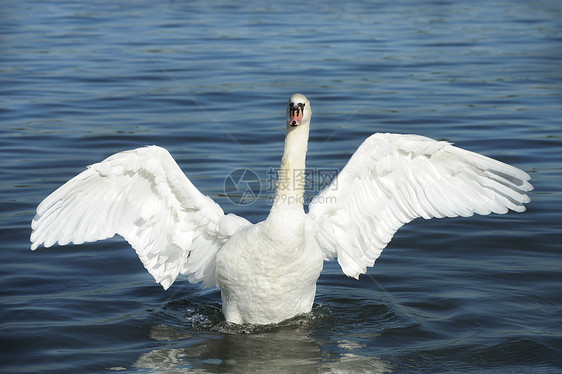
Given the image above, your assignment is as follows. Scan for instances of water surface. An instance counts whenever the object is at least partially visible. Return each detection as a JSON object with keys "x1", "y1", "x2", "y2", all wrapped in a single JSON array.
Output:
[{"x1": 1, "y1": 1, "x2": 561, "y2": 372}]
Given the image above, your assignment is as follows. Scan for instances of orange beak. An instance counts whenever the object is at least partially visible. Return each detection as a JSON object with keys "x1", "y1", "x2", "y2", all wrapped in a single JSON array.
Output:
[{"x1": 289, "y1": 106, "x2": 303, "y2": 127}]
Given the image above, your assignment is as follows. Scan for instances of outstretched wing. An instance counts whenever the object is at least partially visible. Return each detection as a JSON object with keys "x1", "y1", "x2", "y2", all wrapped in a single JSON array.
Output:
[
  {"x1": 31, "y1": 146, "x2": 250, "y2": 289},
  {"x1": 306, "y1": 133, "x2": 533, "y2": 279}
]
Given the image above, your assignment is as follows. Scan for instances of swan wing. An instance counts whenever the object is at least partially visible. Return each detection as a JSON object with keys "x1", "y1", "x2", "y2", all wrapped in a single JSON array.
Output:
[
  {"x1": 307, "y1": 133, "x2": 533, "y2": 279},
  {"x1": 31, "y1": 146, "x2": 250, "y2": 289}
]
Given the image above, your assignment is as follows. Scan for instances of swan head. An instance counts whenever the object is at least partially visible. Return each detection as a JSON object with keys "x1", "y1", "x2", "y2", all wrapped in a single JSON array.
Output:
[{"x1": 287, "y1": 93, "x2": 311, "y2": 128}]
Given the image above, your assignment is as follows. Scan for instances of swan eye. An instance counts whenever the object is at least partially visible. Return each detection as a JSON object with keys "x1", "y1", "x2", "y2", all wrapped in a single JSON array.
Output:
[{"x1": 289, "y1": 103, "x2": 305, "y2": 113}]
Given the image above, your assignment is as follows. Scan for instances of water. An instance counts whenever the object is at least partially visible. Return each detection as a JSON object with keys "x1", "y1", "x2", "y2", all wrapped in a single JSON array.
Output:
[{"x1": 1, "y1": 0, "x2": 561, "y2": 372}]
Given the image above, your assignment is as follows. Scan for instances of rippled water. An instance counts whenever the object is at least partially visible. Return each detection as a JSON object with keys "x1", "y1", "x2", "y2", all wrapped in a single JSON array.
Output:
[{"x1": 1, "y1": 1, "x2": 561, "y2": 372}]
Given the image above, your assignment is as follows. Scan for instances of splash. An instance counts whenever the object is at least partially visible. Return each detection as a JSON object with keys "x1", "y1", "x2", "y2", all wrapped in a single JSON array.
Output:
[{"x1": 188, "y1": 302, "x2": 336, "y2": 334}]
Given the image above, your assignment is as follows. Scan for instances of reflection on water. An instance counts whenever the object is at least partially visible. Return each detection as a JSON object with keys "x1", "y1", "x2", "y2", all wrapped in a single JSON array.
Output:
[
  {"x1": 133, "y1": 324, "x2": 389, "y2": 374},
  {"x1": 129, "y1": 301, "x2": 391, "y2": 373}
]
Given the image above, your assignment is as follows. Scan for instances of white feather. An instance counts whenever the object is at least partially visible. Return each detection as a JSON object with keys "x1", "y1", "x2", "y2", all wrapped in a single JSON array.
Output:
[
  {"x1": 31, "y1": 145, "x2": 251, "y2": 290},
  {"x1": 308, "y1": 133, "x2": 532, "y2": 279}
]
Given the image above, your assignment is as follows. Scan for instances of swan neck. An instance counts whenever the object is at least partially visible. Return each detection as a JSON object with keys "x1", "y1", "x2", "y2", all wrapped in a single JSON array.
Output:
[{"x1": 272, "y1": 123, "x2": 309, "y2": 210}]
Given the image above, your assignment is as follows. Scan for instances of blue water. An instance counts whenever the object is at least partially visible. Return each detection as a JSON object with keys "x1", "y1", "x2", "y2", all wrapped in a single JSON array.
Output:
[{"x1": 1, "y1": 0, "x2": 561, "y2": 372}]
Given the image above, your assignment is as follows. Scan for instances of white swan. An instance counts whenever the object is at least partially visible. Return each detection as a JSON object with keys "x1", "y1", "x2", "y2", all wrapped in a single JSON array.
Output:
[{"x1": 31, "y1": 93, "x2": 533, "y2": 325}]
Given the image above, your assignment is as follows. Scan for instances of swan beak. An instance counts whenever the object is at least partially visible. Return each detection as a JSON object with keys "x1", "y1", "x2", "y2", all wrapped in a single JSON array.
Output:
[{"x1": 289, "y1": 104, "x2": 304, "y2": 127}]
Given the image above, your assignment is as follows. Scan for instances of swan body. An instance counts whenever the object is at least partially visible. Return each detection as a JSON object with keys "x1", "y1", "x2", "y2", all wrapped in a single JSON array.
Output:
[{"x1": 31, "y1": 93, "x2": 533, "y2": 325}]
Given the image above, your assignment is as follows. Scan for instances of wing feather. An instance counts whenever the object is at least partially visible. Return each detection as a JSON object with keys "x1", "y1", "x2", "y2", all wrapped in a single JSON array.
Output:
[
  {"x1": 307, "y1": 133, "x2": 532, "y2": 279},
  {"x1": 31, "y1": 146, "x2": 250, "y2": 289}
]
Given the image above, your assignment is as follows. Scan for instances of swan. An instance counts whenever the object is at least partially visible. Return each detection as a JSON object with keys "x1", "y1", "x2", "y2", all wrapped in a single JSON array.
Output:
[{"x1": 30, "y1": 93, "x2": 533, "y2": 325}]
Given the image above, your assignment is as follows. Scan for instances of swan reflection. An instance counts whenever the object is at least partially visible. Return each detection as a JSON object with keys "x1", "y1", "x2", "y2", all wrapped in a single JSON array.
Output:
[{"x1": 133, "y1": 324, "x2": 389, "y2": 373}]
